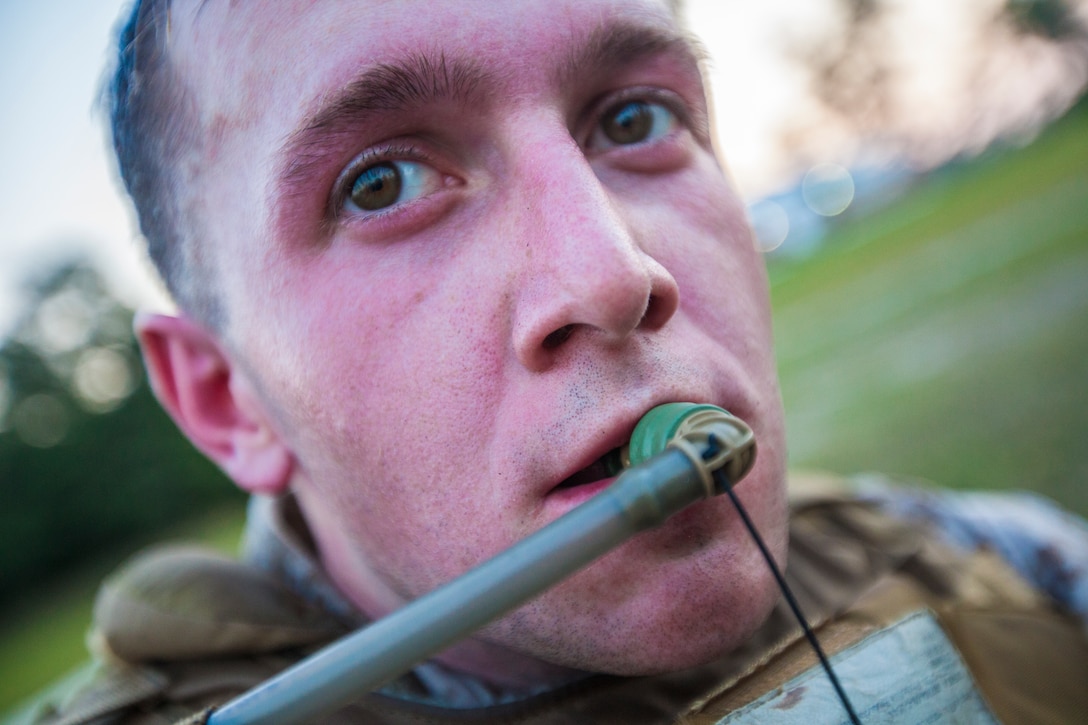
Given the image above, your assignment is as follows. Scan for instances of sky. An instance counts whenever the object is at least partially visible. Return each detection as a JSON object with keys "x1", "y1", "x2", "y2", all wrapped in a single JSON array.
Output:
[
  {"x1": 1, "y1": 0, "x2": 1083, "y2": 338},
  {"x1": 0, "y1": 2, "x2": 162, "y2": 335}
]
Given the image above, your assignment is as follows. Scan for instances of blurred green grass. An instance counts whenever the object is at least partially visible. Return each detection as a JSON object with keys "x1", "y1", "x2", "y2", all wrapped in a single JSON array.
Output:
[
  {"x1": 772, "y1": 106, "x2": 1088, "y2": 517},
  {"x1": 3, "y1": 106, "x2": 1087, "y2": 716}
]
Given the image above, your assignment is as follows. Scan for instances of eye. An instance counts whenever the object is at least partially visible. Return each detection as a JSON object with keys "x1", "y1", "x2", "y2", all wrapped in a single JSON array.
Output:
[
  {"x1": 345, "y1": 159, "x2": 441, "y2": 214},
  {"x1": 591, "y1": 99, "x2": 677, "y2": 150}
]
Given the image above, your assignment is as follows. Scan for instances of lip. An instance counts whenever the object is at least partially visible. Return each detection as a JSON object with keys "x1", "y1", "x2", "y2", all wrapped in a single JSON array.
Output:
[
  {"x1": 546, "y1": 475, "x2": 618, "y2": 508},
  {"x1": 541, "y1": 392, "x2": 735, "y2": 507},
  {"x1": 543, "y1": 418, "x2": 635, "y2": 499}
]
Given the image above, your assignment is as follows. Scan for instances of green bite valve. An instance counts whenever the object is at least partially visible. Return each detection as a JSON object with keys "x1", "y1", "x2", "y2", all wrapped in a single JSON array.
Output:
[{"x1": 605, "y1": 402, "x2": 756, "y2": 492}]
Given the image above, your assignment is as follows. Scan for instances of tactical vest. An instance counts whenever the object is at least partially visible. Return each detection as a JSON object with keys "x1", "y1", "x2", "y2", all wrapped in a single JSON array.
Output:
[{"x1": 16, "y1": 477, "x2": 1088, "y2": 724}]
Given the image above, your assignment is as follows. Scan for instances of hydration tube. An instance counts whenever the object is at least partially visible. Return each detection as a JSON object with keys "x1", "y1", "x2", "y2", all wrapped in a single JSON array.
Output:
[{"x1": 207, "y1": 403, "x2": 755, "y2": 725}]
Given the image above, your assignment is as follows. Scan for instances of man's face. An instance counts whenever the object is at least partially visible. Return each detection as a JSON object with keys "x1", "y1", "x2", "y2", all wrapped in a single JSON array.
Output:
[{"x1": 172, "y1": 0, "x2": 787, "y2": 676}]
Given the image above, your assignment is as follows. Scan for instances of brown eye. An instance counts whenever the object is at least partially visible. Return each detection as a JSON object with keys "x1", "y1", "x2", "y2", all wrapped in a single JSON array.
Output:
[
  {"x1": 350, "y1": 163, "x2": 402, "y2": 211},
  {"x1": 343, "y1": 159, "x2": 442, "y2": 216},
  {"x1": 592, "y1": 99, "x2": 677, "y2": 151},
  {"x1": 601, "y1": 101, "x2": 655, "y2": 145}
]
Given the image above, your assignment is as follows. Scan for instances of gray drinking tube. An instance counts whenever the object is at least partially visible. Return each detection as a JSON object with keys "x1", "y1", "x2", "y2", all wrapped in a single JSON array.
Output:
[{"x1": 207, "y1": 403, "x2": 755, "y2": 725}]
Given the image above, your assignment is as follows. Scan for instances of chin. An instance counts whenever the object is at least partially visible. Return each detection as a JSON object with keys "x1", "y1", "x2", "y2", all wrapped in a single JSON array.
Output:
[
  {"x1": 592, "y1": 546, "x2": 786, "y2": 676},
  {"x1": 487, "y1": 514, "x2": 788, "y2": 677},
  {"x1": 623, "y1": 574, "x2": 783, "y2": 676},
  {"x1": 600, "y1": 474, "x2": 789, "y2": 675},
  {"x1": 482, "y1": 453, "x2": 791, "y2": 677}
]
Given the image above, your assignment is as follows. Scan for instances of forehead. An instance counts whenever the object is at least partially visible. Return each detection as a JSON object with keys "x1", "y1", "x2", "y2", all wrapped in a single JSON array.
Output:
[{"x1": 173, "y1": 0, "x2": 682, "y2": 133}]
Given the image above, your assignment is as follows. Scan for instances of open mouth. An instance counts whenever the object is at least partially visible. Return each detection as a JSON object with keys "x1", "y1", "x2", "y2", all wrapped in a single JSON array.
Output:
[{"x1": 553, "y1": 447, "x2": 623, "y2": 490}]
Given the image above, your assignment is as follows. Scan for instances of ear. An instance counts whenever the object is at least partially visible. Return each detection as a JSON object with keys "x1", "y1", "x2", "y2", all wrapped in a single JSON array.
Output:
[{"x1": 134, "y1": 312, "x2": 293, "y2": 495}]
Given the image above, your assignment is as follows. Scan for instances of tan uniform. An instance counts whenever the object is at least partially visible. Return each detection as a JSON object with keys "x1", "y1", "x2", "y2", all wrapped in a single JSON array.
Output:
[{"x1": 13, "y1": 476, "x2": 1088, "y2": 724}]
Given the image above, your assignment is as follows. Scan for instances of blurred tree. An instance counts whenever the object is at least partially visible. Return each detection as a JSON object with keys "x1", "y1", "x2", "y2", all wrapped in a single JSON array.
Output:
[
  {"x1": 1008, "y1": 0, "x2": 1087, "y2": 40},
  {"x1": 780, "y1": 0, "x2": 1088, "y2": 169},
  {"x1": 0, "y1": 260, "x2": 241, "y2": 609}
]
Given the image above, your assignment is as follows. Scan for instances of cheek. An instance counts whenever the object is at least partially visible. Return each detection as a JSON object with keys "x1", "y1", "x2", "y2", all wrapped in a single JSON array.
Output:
[
  {"x1": 277, "y1": 283, "x2": 503, "y2": 460},
  {"x1": 242, "y1": 250, "x2": 519, "y2": 569}
]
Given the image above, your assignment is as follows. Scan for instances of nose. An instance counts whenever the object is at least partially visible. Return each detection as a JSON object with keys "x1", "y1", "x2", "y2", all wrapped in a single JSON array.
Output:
[{"x1": 510, "y1": 137, "x2": 680, "y2": 372}]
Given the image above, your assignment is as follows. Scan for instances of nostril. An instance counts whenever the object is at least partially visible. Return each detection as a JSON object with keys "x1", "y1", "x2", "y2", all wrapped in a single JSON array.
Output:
[
  {"x1": 542, "y1": 325, "x2": 574, "y2": 350},
  {"x1": 640, "y1": 287, "x2": 677, "y2": 330},
  {"x1": 639, "y1": 294, "x2": 660, "y2": 327}
]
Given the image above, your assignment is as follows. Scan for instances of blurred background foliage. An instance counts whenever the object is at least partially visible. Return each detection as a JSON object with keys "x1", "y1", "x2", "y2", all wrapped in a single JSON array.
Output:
[
  {"x1": 3, "y1": 0, "x2": 1088, "y2": 715},
  {"x1": 0, "y1": 264, "x2": 241, "y2": 610},
  {"x1": 775, "y1": 0, "x2": 1088, "y2": 171}
]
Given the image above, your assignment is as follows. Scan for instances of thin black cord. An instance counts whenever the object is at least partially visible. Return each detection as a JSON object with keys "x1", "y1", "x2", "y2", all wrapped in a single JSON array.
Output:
[{"x1": 712, "y1": 468, "x2": 863, "y2": 725}]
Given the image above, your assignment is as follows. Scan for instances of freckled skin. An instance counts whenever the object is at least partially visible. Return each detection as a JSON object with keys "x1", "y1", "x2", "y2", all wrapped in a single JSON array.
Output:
[{"x1": 166, "y1": 0, "x2": 788, "y2": 688}]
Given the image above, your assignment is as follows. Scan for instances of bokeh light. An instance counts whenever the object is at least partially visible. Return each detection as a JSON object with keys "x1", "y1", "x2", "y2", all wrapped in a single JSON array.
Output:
[
  {"x1": 0, "y1": 362, "x2": 9, "y2": 432},
  {"x1": 11, "y1": 393, "x2": 69, "y2": 448},
  {"x1": 33, "y1": 289, "x2": 94, "y2": 355},
  {"x1": 73, "y1": 346, "x2": 135, "y2": 413},
  {"x1": 747, "y1": 199, "x2": 792, "y2": 252},
  {"x1": 801, "y1": 163, "x2": 856, "y2": 217}
]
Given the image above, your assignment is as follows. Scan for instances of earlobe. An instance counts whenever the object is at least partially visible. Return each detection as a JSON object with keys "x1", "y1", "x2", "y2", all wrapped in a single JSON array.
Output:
[{"x1": 134, "y1": 312, "x2": 293, "y2": 495}]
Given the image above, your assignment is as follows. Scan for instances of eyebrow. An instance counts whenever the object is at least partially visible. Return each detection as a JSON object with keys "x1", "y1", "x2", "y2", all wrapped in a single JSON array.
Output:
[
  {"x1": 556, "y1": 21, "x2": 709, "y2": 89},
  {"x1": 277, "y1": 52, "x2": 489, "y2": 193}
]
